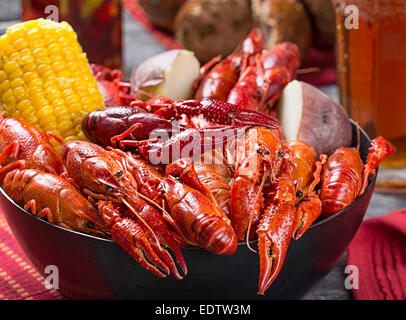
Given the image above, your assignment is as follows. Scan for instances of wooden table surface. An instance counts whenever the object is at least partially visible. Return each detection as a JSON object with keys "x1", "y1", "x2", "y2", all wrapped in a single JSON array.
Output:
[{"x1": 2, "y1": 1, "x2": 406, "y2": 300}]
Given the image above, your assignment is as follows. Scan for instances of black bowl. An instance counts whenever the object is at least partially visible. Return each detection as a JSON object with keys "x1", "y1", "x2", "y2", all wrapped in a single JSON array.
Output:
[{"x1": 0, "y1": 122, "x2": 375, "y2": 300}]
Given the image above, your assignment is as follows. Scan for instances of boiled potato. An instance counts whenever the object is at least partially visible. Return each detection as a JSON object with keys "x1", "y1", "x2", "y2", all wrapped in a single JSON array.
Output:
[
  {"x1": 138, "y1": 0, "x2": 188, "y2": 32},
  {"x1": 131, "y1": 49, "x2": 200, "y2": 101},
  {"x1": 174, "y1": 0, "x2": 253, "y2": 63},
  {"x1": 278, "y1": 80, "x2": 352, "y2": 156},
  {"x1": 251, "y1": 0, "x2": 312, "y2": 61}
]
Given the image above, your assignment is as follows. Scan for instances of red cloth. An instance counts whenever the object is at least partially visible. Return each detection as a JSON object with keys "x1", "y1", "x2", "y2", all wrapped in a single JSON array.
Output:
[
  {"x1": 123, "y1": 0, "x2": 337, "y2": 87},
  {"x1": 0, "y1": 210, "x2": 63, "y2": 300},
  {"x1": 347, "y1": 209, "x2": 406, "y2": 300}
]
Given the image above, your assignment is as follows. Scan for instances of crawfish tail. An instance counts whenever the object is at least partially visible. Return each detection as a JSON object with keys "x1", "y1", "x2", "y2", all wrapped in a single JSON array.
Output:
[
  {"x1": 320, "y1": 148, "x2": 364, "y2": 217},
  {"x1": 191, "y1": 213, "x2": 237, "y2": 256},
  {"x1": 162, "y1": 177, "x2": 237, "y2": 256}
]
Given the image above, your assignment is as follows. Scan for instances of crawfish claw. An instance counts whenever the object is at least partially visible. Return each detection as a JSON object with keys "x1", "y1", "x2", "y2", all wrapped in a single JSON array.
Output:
[
  {"x1": 98, "y1": 201, "x2": 170, "y2": 278},
  {"x1": 257, "y1": 232, "x2": 286, "y2": 295},
  {"x1": 146, "y1": 224, "x2": 188, "y2": 280}
]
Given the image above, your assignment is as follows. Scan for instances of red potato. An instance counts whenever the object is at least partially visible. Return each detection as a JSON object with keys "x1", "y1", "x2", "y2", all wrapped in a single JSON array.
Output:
[
  {"x1": 131, "y1": 49, "x2": 200, "y2": 101},
  {"x1": 277, "y1": 80, "x2": 352, "y2": 156}
]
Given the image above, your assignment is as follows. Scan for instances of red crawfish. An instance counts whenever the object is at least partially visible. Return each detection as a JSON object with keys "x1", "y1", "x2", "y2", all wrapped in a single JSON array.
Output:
[
  {"x1": 2, "y1": 168, "x2": 109, "y2": 238},
  {"x1": 61, "y1": 140, "x2": 187, "y2": 279},
  {"x1": 194, "y1": 28, "x2": 264, "y2": 101},
  {"x1": 81, "y1": 99, "x2": 279, "y2": 153},
  {"x1": 229, "y1": 127, "x2": 288, "y2": 242},
  {"x1": 227, "y1": 41, "x2": 300, "y2": 114},
  {"x1": 320, "y1": 136, "x2": 395, "y2": 217},
  {"x1": 224, "y1": 127, "x2": 298, "y2": 295}
]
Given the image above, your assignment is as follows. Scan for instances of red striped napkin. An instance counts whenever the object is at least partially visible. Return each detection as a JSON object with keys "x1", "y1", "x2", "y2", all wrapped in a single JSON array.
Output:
[
  {"x1": 0, "y1": 210, "x2": 63, "y2": 300},
  {"x1": 347, "y1": 208, "x2": 406, "y2": 300}
]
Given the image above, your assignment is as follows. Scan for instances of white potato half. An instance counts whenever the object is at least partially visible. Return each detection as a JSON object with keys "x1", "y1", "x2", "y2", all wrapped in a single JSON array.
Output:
[
  {"x1": 131, "y1": 49, "x2": 200, "y2": 101},
  {"x1": 278, "y1": 80, "x2": 352, "y2": 155}
]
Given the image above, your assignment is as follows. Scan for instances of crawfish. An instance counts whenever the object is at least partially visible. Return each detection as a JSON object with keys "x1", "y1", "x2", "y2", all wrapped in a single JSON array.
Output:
[
  {"x1": 2, "y1": 169, "x2": 109, "y2": 238},
  {"x1": 61, "y1": 140, "x2": 187, "y2": 279},
  {"x1": 289, "y1": 141, "x2": 326, "y2": 239},
  {"x1": 320, "y1": 136, "x2": 395, "y2": 217},
  {"x1": 229, "y1": 127, "x2": 289, "y2": 242},
  {"x1": 121, "y1": 152, "x2": 237, "y2": 256},
  {"x1": 194, "y1": 29, "x2": 264, "y2": 101},
  {"x1": 0, "y1": 117, "x2": 64, "y2": 181},
  {"x1": 227, "y1": 42, "x2": 300, "y2": 114},
  {"x1": 82, "y1": 99, "x2": 279, "y2": 155},
  {"x1": 153, "y1": 99, "x2": 279, "y2": 130},
  {"x1": 91, "y1": 64, "x2": 138, "y2": 107}
]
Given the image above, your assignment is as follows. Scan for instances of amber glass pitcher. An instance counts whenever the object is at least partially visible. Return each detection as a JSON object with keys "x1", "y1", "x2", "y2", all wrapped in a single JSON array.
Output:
[{"x1": 333, "y1": 0, "x2": 406, "y2": 191}]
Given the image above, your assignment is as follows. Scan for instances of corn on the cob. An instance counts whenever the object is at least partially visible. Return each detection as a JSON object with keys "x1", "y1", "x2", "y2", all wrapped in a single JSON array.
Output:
[{"x1": 0, "y1": 19, "x2": 105, "y2": 143}]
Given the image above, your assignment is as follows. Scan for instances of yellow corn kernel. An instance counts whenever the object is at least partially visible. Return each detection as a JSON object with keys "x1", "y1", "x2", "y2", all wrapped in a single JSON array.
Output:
[
  {"x1": 41, "y1": 70, "x2": 56, "y2": 82},
  {"x1": 0, "y1": 80, "x2": 10, "y2": 94},
  {"x1": 0, "y1": 70, "x2": 7, "y2": 82},
  {"x1": 21, "y1": 62, "x2": 36, "y2": 73},
  {"x1": 18, "y1": 100, "x2": 32, "y2": 112},
  {"x1": 23, "y1": 71, "x2": 36, "y2": 83},
  {"x1": 13, "y1": 38, "x2": 29, "y2": 51},
  {"x1": 3, "y1": 61, "x2": 19, "y2": 74},
  {"x1": 8, "y1": 68, "x2": 23, "y2": 81},
  {"x1": 13, "y1": 87, "x2": 27, "y2": 101},
  {"x1": 2, "y1": 43, "x2": 16, "y2": 56},
  {"x1": 39, "y1": 116, "x2": 56, "y2": 129}
]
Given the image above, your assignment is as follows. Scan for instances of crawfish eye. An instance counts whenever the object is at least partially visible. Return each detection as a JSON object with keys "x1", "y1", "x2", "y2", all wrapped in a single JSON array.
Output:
[
  {"x1": 256, "y1": 90, "x2": 262, "y2": 98},
  {"x1": 278, "y1": 151, "x2": 285, "y2": 158},
  {"x1": 115, "y1": 170, "x2": 123, "y2": 177},
  {"x1": 87, "y1": 221, "x2": 94, "y2": 229},
  {"x1": 296, "y1": 191, "x2": 303, "y2": 198},
  {"x1": 256, "y1": 148, "x2": 263, "y2": 155},
  {"x1": 105, "y1": 186, "x2": 114, "y2": 193}
]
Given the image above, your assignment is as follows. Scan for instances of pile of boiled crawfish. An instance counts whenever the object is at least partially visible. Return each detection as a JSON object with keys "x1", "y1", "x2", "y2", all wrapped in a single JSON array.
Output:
[{"x1": 0, "y1": 30, "x2": 395, "y2": 295}]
